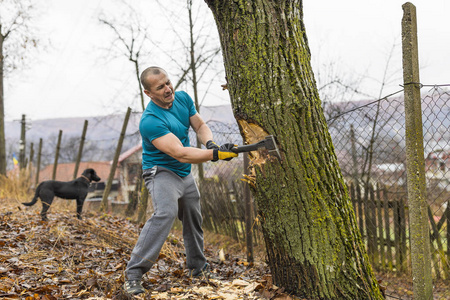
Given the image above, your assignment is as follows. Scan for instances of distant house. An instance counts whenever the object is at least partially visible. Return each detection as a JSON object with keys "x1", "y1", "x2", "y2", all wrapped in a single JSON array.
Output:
[
  {"x1": 332, "y1": 149, "x2": 401, "y2": 185},
  {"x1": 116, "y1": 144, "x2": 142, "y2": 203},
  {"x1": 425, "y1": 150, "x2": 450, "y2": 190},
  {"x1": 373, "y1": 163, "x2": 406, "y2": 186},
  {"x1": 426, "y1": 150, "x2": 450, "y2": 172}
]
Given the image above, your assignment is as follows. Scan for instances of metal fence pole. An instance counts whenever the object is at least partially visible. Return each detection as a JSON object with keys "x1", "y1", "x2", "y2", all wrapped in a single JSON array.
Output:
[{"x1": 401, "y1": 3, "x2": 432, "y2": 298}]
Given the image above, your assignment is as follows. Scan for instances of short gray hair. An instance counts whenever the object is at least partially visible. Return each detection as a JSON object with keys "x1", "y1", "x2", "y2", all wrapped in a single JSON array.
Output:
[{"x1": 140, "y1": 66, "x2": 167, "y2": 90}]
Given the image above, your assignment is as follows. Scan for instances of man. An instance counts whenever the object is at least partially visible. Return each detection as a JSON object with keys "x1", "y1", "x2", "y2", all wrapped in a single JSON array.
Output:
[{"x1": 123, "y1": 66, "x2": 238, "y2": 295}]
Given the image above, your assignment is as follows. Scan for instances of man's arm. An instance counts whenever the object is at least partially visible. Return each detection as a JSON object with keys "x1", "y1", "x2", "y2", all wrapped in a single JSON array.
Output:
[
  {"x1": 152, "y1": 113, "x2": 237, "y2": 163},
  {"x1": 152, "y1": 133, "x2": 214, "y2": 164},
  {"x1": 190, "y1": 113, "x2": 213, "y2": 147}
]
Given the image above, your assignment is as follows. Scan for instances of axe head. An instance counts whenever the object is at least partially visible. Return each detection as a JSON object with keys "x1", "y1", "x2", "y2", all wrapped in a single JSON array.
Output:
[
  {"x1": 263, "y1": 135, "x2": 281, "y2": 160},
  {"x1": 232, "y1": 135, "x2": 281, "y2": 161}
]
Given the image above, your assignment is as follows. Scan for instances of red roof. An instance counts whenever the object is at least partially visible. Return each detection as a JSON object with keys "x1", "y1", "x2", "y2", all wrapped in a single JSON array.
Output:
[
  {"x1": 38, "y1": 161, "x2": 118, "y2": 182},
  {"x1": 117, "y1": 144, "x2": 142, "y2": 164}
]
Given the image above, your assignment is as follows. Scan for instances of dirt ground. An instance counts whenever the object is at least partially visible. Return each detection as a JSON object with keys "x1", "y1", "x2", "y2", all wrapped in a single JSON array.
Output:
[{"x1": 1, "y1": 199, "x2": 449, "y2": 299}]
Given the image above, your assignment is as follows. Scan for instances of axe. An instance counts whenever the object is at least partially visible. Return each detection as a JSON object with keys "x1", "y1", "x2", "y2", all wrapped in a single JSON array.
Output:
[{"x1": 231, "y1": 135, "x2": 281, "y2": 159}]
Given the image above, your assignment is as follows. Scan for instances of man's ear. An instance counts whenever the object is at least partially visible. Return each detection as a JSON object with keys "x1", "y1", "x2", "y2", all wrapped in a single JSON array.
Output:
[{"x1": 144, "y1": 89, "x2": 152, "y2": 98}]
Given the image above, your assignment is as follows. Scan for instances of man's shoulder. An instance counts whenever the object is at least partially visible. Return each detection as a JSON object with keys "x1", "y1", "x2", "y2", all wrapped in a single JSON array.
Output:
[
  {"x1": 175, "y1": 90, "x2": 190, "y2": 102},
  {"x1": 174, "y1": 91, "x2": 195, "y2": 113},
  {"x1": 139, "y1": 110, "x2": 168, "y2": 138},
  {"x1": 140, "y1": 105, "x2": 164, "y2": 126},
  {"x1": 175, "y1": 90, "x2": 188, "y2": 97},
  {"x1": 141, "y1": 105, "x2": 155, "y2": 119}
]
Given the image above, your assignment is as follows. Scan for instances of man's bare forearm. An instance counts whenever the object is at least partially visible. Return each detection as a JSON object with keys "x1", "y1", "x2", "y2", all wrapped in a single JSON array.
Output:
[{"x1": 195, "y1": 123, "x2": 214, "y2": 146}]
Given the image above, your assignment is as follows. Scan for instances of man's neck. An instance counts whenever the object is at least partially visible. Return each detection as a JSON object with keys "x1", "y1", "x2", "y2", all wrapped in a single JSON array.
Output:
[{"x1": 152, "y1": 100, "x2": 173, "y2": 109}]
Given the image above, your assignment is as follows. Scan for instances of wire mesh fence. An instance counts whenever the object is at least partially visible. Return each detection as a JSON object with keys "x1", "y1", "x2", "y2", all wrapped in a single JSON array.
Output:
[
  {"x1": 422, "y1": 87, "x2": 450, "y2": 279},
  {"x1": 194, "y1": 87, "x2": 450, "y2": 281}
]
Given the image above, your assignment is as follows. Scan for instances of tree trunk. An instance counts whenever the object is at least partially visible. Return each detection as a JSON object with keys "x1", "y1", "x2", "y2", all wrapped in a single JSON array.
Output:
[
  {"x1": 205, "y1": 1, "x2": 383, "y2": 299},
  {"x1": 133, "y1": 58, "x2": 145, "y2": 111},
  {"x1": 187, "y1": 0, "x2": 205, "y2": 180}
]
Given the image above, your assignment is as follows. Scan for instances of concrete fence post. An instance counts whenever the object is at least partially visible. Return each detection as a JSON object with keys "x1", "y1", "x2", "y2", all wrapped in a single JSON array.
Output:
[{"x1": 401, "y1": 2, "x2": 433, "y2": 299}]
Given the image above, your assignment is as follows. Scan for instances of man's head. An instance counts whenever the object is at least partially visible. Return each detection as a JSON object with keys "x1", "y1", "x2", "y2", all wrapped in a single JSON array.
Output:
[{"x1": 141, "y1": 66, "x2": 175, "y2": 108}]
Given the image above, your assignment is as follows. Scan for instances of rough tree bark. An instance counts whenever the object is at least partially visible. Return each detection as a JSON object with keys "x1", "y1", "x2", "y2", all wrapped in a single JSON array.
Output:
[{"x1": 205, "y1": 1, "x2": 383, "y2": 299}]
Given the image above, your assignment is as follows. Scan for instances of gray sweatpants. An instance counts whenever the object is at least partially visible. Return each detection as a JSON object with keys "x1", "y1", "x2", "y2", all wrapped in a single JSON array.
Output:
[{"x1": 125, "y1": 166, "x2": 206, "y2": 281}]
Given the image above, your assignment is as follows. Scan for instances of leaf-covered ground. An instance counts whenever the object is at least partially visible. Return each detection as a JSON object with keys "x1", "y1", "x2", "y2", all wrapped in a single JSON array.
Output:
[{"x1": 1, "y1": 201, "x2": 448, "y2": 299}]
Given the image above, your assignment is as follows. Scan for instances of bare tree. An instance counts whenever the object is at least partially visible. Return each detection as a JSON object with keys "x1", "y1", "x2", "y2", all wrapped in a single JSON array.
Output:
[
  {"x1": 98, "y1": 1, "x2": 153, "y2": 112},
  {"x1": 155, "y1": 0, "x2": 224, "y2": 110},
  {"x1": 57, "y1": 136, "x2": 98, "y2": 164},
  {"x1": 0, "y1": 0, "x2": 40, "y2": 175},
  {"x1": 360, "y1": 43, "x2": 402, "y2": 187},
  {"x1": 315, "y1": 59, "x2": 371, "y2": 121}
]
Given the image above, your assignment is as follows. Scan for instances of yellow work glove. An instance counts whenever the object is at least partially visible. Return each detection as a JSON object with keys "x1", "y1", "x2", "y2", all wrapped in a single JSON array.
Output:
[
  {"x1": 206, "y1": 140, "x2": 219, "y2": 150},
  {"x1": 212, "y1": 143, "x2": 238, "y2": 162}
]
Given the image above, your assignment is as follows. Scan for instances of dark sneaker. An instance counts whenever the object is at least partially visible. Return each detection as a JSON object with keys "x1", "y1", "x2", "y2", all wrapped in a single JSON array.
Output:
[
  {"x1": 189, "y1": 262, "x2": 211, "y2": 278},
  {"x1": 123, "y1": 280, "x2": 145, "y2": 295}
]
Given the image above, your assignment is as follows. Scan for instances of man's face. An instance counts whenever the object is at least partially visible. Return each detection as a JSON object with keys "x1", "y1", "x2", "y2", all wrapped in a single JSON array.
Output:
[{"x1": 144, "y1": 72, "x2": 174, "y2": 108}]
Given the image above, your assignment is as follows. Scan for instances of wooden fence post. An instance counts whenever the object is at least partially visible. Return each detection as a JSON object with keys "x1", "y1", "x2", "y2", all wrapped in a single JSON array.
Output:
[
  {"x1": 28, "y1": 142, "x2": 34, "y2": 180},
  {"x1": 73, "y1": 120, "x2": 88, "y2": 179},
  {"x1": 402, "y1": 2, "x2": 433, "y2": 298},
  {"x1": 137, "y1": 184, "x2": 149, "y2": 225},
  {"x1": 244, "y1": 153, "x2": 254, "y2": 263},
  {"x1": 356, "y1": 184, "x2": 364, "y2": 238},
  {"x1": 399, "y1": 197, "x2": 407, "y2": 272},
  {"x1": 101, "y1": 108, "x2": 131, "y2": 212},
  {"x1": 427, "y1": 206, "x2": 449, "y2": 277},
  {"x1": 19, "y1": 114, "x2": 26, "y2": 169},
  {"x1": 365, "y1": 184, "x2": 377, "y2": 266},
  {"x1": 52, "y1": 130, "x2": 63, "y2": 180},
  {"x1": 35, "y1": 138, "x2": 42, "y2": 185},
  {"x1": 383, "y1": 186, "x2": 393, "y2": 270},
  {"x1": 394, "y1": 199, "x2": 401, "y2": 270},
  {"x1": 376, "y1": 184, "x2": 385, "y2": 268}
]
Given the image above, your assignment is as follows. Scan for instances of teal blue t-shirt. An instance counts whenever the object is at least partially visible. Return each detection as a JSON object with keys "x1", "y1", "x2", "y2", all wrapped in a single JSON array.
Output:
[{"x1": 139, "y1": 91, "x2": 197, "y2": 177}]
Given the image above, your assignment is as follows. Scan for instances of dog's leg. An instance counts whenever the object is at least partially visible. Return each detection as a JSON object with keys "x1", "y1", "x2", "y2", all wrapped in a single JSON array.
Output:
[
  {"x1": 40, "y1": 189, "x2": 55, "y2": 221},
  {"x1": 76, "y1": 198, "x2": 85, "y2": 220},
  {"x1": 41, "y1": 203, "x2": 51, "y2": 221}
]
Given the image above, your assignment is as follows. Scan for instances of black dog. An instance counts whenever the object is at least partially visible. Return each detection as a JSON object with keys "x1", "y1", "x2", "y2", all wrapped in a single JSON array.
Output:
[{"x1": 22, "y1": 168, "x2": 101, "y2": 221}]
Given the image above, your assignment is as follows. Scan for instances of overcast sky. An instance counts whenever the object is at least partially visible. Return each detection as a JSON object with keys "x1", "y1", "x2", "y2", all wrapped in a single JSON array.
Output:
[{"x1": 4, "y1": 0, "x2": 449, "y2": 122}]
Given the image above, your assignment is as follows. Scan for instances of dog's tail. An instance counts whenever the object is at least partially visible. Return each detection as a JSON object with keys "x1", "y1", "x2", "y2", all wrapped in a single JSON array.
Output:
[{"x1": 22, "y1": 184, "x2": 41, "y2": 206}]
